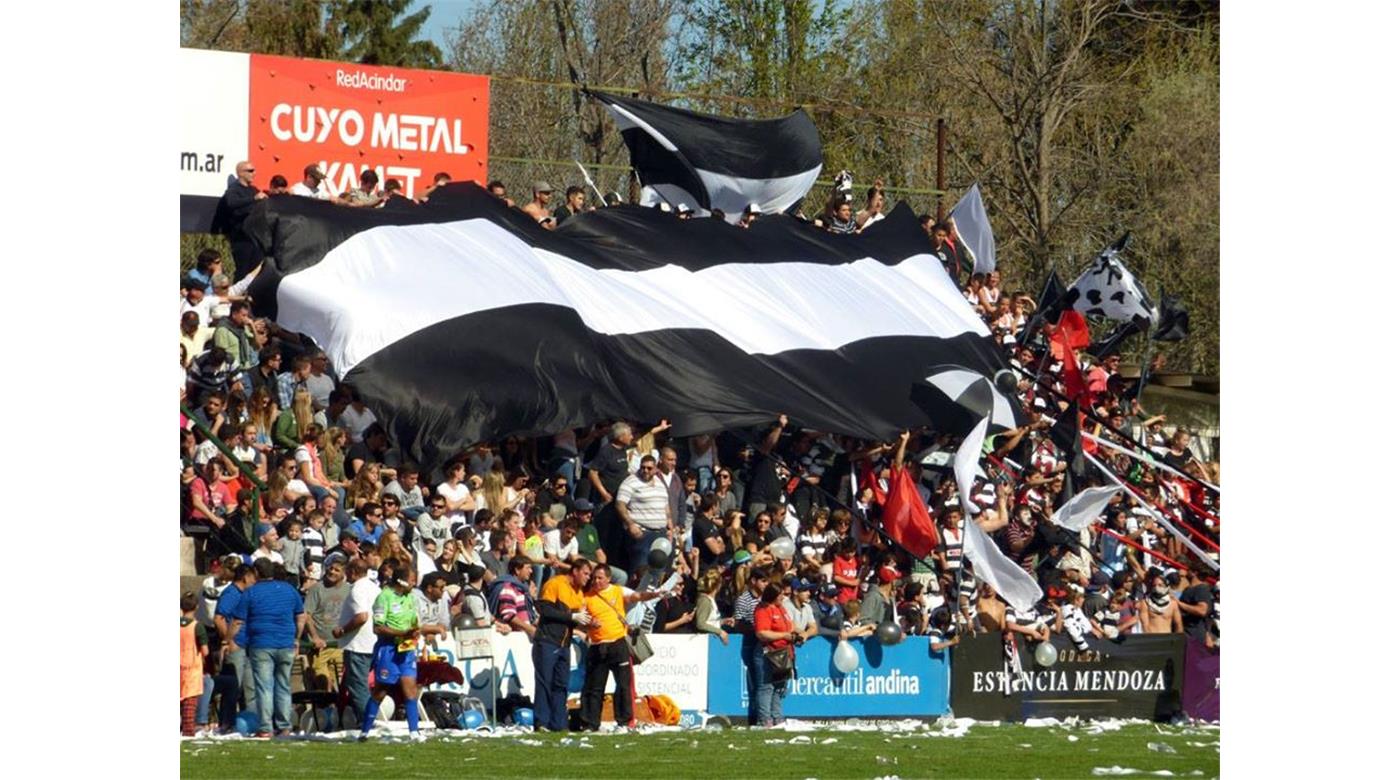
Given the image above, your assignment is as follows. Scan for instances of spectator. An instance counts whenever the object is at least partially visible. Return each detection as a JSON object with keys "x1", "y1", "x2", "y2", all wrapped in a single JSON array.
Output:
[
  {"x1": 486, "y1": 179, "x2": 512, "y2": 205},
  {"x1": 414, "y1": 572, "x2": 453, "y2": 653},
  {"x1": 383, "y1": 462, "x2": 429, "y2": 521},
  {"x1": 713, "y1": 467, "x2": 741, "y2": 516},
  {"x1": 421, "y1": 171, "x2": 452, "y2": 202},
  {"x1": 826, "y1": 196, "x2": 857, "y2": 234},
  {"x1": 578, "y1": 564, "x2": 669, "y2": 731},
  {"x1": 587, "y1": 422, "x2": 634, "y2": 566},
  {"x1": 249, "y1": 522, "x2": 283, "y2": 567},
  {"x1": 346, "y1": 423, "x2": 393, "y2": 478},
  {"x1": 553, "y1": 185, "x2": 587, "y2": 225},
  {"x1": 267, "y1": 174, "x2": 289, "y2": 195},
  {"x1": 543, "y1": 517, "x2": 581, "y2": 574},
  {"x1": 859, "y1": 563, "x2": 900, "y2": 625},
  {"x1": 535, "y1": 559, "x2": 594, "y2": 732},
  {"x1": 228, "y1": 558, "x2": 305, "y2": 738},
  {"x1": 814, "y1": 582, "x2": 845, "y2": 639},
  {"x1": 180, "y1": 591, "x2": 209, "y2": 736},
  {"x1": 437, "y1": 461, "x2": 476, "y2": 527},
  {"x1": 784, "y1": 578, "x2": 819, "y2": 641},
  {"x1": 304, "y1": 352, "x2": 336, "y2": 412},
  {"x1": 360, "y1": 559, "x2": 425, "y2": 741},
  {"x1": 276, "y1": 356, "x2": 312, "y2": 411},
  {"x1": 341, "y1": 169, "x2": 385, "y2": 208},
  {"x1": 335, "y1": 386, "x2": 378, "y2": 443},
  {"x1": 753, "y1": 582, "x2": 796, "y2": 727},
  {"x1": 694, "y1": 567, "x2": 733, "y2": 645},
  {"x1": 615, "y1": 454, "x2": 674, "y2": 574},
  {"x1": 452, "y1": 564, "x2": 492, "y2": 628},
  {"x1": 333, "y1": 558, "x2": 379, "y2": 728},
  {"x1": 212, "y1": 161, "x2": 267, "y2": 278},
  {"x1": 290, "y1": 164, "x2": 333, "y2": 200},
  {"x1": 379, "y1": 493, "x2": 413, "y2": 549},
  {"x1": 487, "y1": 556, "x2": 537, "y2": 639},
  {"x1": 854, "y1": 185, "x2": 885, "y2": 231},
  {"x1": 522, "y1": 181, "x2": 554, "y2": 225},
  {"x1": 300, "y1": 558, "x2": 349, "y2": 689},
  {"x1": 1176, "y1": 565, "x2": 1216, "y2": 647},
  {"x1": 1137, "y1": 569, "x2": 1183, "y2": 634}
]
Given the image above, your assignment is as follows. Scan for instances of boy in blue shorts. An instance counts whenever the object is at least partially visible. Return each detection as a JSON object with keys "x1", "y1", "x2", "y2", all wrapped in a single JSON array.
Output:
[{"x1": 360, "y1": 559, "x2": 424, "y2": 742}]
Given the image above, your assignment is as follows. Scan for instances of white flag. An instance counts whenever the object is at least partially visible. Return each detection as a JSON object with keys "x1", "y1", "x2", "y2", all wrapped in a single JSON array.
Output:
[
  {"x1": 950, "y1": 183, "x2": 996, "y2": 275},
  {"x1": 1049, "y1": 485, "x2": 1120, "y2": 532},
  {"x1": 953, "y1": 415, "x2": 1043, "y2": 612},
  {"x1": 1068, "y1": 234, "x2": 1156, "y2": 325}
]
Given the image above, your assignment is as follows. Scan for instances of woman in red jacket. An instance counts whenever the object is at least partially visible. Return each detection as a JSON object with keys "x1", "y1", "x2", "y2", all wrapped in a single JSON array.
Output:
[{"x1": 753, "y1": 583, "x2": 798, "y2": 727}]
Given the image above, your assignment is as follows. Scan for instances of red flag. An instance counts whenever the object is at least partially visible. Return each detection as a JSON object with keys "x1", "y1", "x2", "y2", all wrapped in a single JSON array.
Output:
[
  {"x1": 1048, "y1": 310, "x2": 1090, "y2": 360},
  {"x1": 1054, "y1": 325, "x2": 1089, "y2": 405},
  {"x1": 881, "y1": 466, "x2": 938, "y2": 558}
]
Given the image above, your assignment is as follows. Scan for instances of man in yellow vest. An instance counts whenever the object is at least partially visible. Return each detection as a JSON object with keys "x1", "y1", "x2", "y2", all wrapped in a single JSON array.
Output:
[
  {"x1": 577, "y1": 565, "x2": 669, "y2": 731},
  {"x1": 534, "y1": 558, "x2": 594, "y2": 732}
]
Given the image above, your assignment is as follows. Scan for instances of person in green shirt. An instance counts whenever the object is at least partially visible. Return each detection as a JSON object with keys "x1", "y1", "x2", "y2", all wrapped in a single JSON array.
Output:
[{"x1": 359, "y1": 559, "x2": 424, "y2": 742}]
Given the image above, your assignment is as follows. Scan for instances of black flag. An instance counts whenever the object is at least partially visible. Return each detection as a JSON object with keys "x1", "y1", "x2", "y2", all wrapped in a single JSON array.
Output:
[
  {"x1": 1152, "y1": 294, "x2": 1190, "y2": 341},
  {"x1": 1088, "y1": 319, "x2": 1146, "y2": 359}
]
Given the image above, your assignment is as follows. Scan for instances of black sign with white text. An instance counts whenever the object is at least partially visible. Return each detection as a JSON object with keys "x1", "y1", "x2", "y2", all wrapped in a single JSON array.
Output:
[{"x1": 950, "y1": 633, "x2": 1184, "y2": 721}]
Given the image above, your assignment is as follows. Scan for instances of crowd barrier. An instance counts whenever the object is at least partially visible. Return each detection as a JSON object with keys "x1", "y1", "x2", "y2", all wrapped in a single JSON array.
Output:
[{"x1": 418, "y1": 629, "x2": 1215, "y2": 722}]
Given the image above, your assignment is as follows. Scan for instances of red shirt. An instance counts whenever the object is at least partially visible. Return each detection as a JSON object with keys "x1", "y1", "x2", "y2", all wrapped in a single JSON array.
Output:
[
  {"x1": 754, "y1": 602, "x2": 794, "y2": 650},
  {"x1": 833, "y1": 555, "x2": 859, "y2": 603}
]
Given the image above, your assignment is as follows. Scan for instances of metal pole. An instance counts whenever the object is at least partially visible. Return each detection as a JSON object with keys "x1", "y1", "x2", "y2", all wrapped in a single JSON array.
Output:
[{"x1": 935, "y1": 118, "x2": 946, "y2": 221}]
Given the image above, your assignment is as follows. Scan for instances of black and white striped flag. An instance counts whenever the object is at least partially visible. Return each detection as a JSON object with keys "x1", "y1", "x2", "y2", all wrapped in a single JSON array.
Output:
[
  {"x1": 245, "y1": 183, "x2": 1006, "y2": 466},
  {"x1": 590, "y1": 91, "x2": 823, "y2": 222}
]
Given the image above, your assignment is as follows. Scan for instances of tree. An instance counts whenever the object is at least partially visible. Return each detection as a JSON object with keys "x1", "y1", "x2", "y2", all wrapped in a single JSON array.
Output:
[{"x1": 334, "y1": 0, "x2": 443, "y2": 68}]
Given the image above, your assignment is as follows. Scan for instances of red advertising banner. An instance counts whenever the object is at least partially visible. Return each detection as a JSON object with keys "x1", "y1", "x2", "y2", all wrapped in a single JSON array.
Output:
[{"x1": 246, "y1": 53, "x2": 489, "y2": 201}]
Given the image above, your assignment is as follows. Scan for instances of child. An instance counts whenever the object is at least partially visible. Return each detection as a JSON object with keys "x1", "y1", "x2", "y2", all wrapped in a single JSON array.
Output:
[
  {"x1": 280, "y1": 518, "x2": 307, "y2": 586},
  {"x1": 927, "y1": 609, "x2": 960, "y2": 653},
  {"x1": 180, "y1": 592, "x2": 208, "y2": 736},
  {"x1": 840, "y1": 600, "x2": 877, "y2": 640}
]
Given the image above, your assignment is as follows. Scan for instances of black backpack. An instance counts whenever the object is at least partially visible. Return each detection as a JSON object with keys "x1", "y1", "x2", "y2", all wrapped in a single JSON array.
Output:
[{"x1": 420, "y1": 691, "x2": 473, "y2": 729}]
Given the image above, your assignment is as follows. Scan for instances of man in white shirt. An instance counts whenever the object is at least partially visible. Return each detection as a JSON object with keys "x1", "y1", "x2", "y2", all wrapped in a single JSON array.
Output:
[
  {"x1": 305, "y1": 351, "x2": 337, "y2": 411},
  {"x1": 614, "y1": 455, "x2": 673, "y2": 575},
  {"x1": 332, "y1": 559, "x2": 380, "y2": 725},
  {"x1": 542, "y1": 518, "x2": 581, "y2": 574},
  {"x1": 290, "y1": 164, "x2": 334, "y2": 200}
]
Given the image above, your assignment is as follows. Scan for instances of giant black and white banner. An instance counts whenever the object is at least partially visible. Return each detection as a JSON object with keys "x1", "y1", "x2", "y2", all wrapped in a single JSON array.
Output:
[
  {"x1": 590, "y1": 91, "x2": 823, "y2": 222},
  {"x1": 244, "y1": 183, "x2": 1006, "y2": 466}
]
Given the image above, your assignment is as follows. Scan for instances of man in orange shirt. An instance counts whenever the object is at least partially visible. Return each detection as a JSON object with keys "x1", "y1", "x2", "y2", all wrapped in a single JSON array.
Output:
[
  {"x1": 577, "y1": 566, "x2": 670, "y2": 731},
  {"x1": 534, "y1": 559, "x2": 594, "y2": 732}
]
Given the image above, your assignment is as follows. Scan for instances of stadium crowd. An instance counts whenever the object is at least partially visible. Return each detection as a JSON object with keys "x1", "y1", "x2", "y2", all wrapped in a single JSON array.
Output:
[{"x1": 179, "y1": 166, "x2": 1220, "y2": 738}]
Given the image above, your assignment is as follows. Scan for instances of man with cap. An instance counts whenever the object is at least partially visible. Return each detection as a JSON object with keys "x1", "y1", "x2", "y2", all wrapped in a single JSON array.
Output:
[
  {"x1": 814, "y1": 583, "x2": 845, "y2": 639},
  {"x1": 291, "y1": 163, "x2": 333, "y2": 200},
  {"x1": 522, "y1": 181, "x2": 554, "y2": 224},
  {"x1": 325, "y1": 529, "x2": 362, "y2": 562},
  {"x1": 739, "y1": 202, "x2": 760, "y2": 228},
  {"x1": 783, "y1": 578, "x2": 819, "y2": 642},
  {"x1": 358, "y1": 559, "x2": 425, "y2": 742},
  {"x1": 860, "y1": 563, "x2": 901, "y2": 626}
]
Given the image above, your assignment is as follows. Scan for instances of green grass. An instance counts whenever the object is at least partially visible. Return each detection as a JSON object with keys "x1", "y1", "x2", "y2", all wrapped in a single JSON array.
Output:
[{"x1": 181, "y1": 721, "x2": 1219, "y2": 779}]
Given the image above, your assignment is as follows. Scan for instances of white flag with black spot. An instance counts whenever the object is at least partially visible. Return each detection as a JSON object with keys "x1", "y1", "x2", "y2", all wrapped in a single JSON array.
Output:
[{"x1": 1066, "y1": 234, "x2": 1157, "y2": 325}]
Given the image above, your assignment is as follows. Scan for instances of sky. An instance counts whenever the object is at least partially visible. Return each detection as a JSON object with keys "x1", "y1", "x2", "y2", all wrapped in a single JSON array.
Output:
[{"x1": 409, "y1": 0, "x2": 478, "y2": 53}]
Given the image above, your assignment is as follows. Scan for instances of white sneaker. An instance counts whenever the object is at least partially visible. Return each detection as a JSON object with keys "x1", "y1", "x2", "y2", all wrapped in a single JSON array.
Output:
[{"x1": 409, "y1": 731, "x2": 427, "y2": 743}]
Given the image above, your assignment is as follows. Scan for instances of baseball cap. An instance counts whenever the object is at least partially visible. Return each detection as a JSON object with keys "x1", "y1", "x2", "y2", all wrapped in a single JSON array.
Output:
[
  {"x1": 731, "y1": 550, "x2": 753, "y2": 566},
  {"x1": 793, "y1": 578, "x2": 819, "y2": 593},
  {"x1": 533, "y1": 180, "x2": 553, "y2": 193},
  {"x1": 323, "y1": 551, "x2": 348, "y2": 569},
  {"x1": 304, "y1": 164, "x2": 326, "y2": 181},
  {"x1": 819, "y1": 583, "x2": 840, "y2": 599},
  {"x1": 573, "y1": 499, "x2": 595, "y2": 513}
]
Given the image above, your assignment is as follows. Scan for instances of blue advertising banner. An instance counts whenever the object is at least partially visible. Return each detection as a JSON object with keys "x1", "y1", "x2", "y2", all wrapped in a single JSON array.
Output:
[{"x1": 706, "y1": 635, "x2": 950, "y2": 717}]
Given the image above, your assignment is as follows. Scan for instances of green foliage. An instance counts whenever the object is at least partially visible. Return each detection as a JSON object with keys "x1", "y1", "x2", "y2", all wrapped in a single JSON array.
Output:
[{"x1": 179, "y1": 0, "x2": 442, "y2": 67}]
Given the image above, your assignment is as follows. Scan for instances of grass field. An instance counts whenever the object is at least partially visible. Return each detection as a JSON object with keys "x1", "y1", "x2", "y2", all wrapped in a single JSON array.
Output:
[{"x1": 180, "y1": 720, "x2": 1219, "y2": 779}]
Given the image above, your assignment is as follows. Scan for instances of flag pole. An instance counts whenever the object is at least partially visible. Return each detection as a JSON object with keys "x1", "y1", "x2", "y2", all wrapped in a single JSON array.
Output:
[{"x1": 573, "y1": 160, "x2": 608, "y2": 205}]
